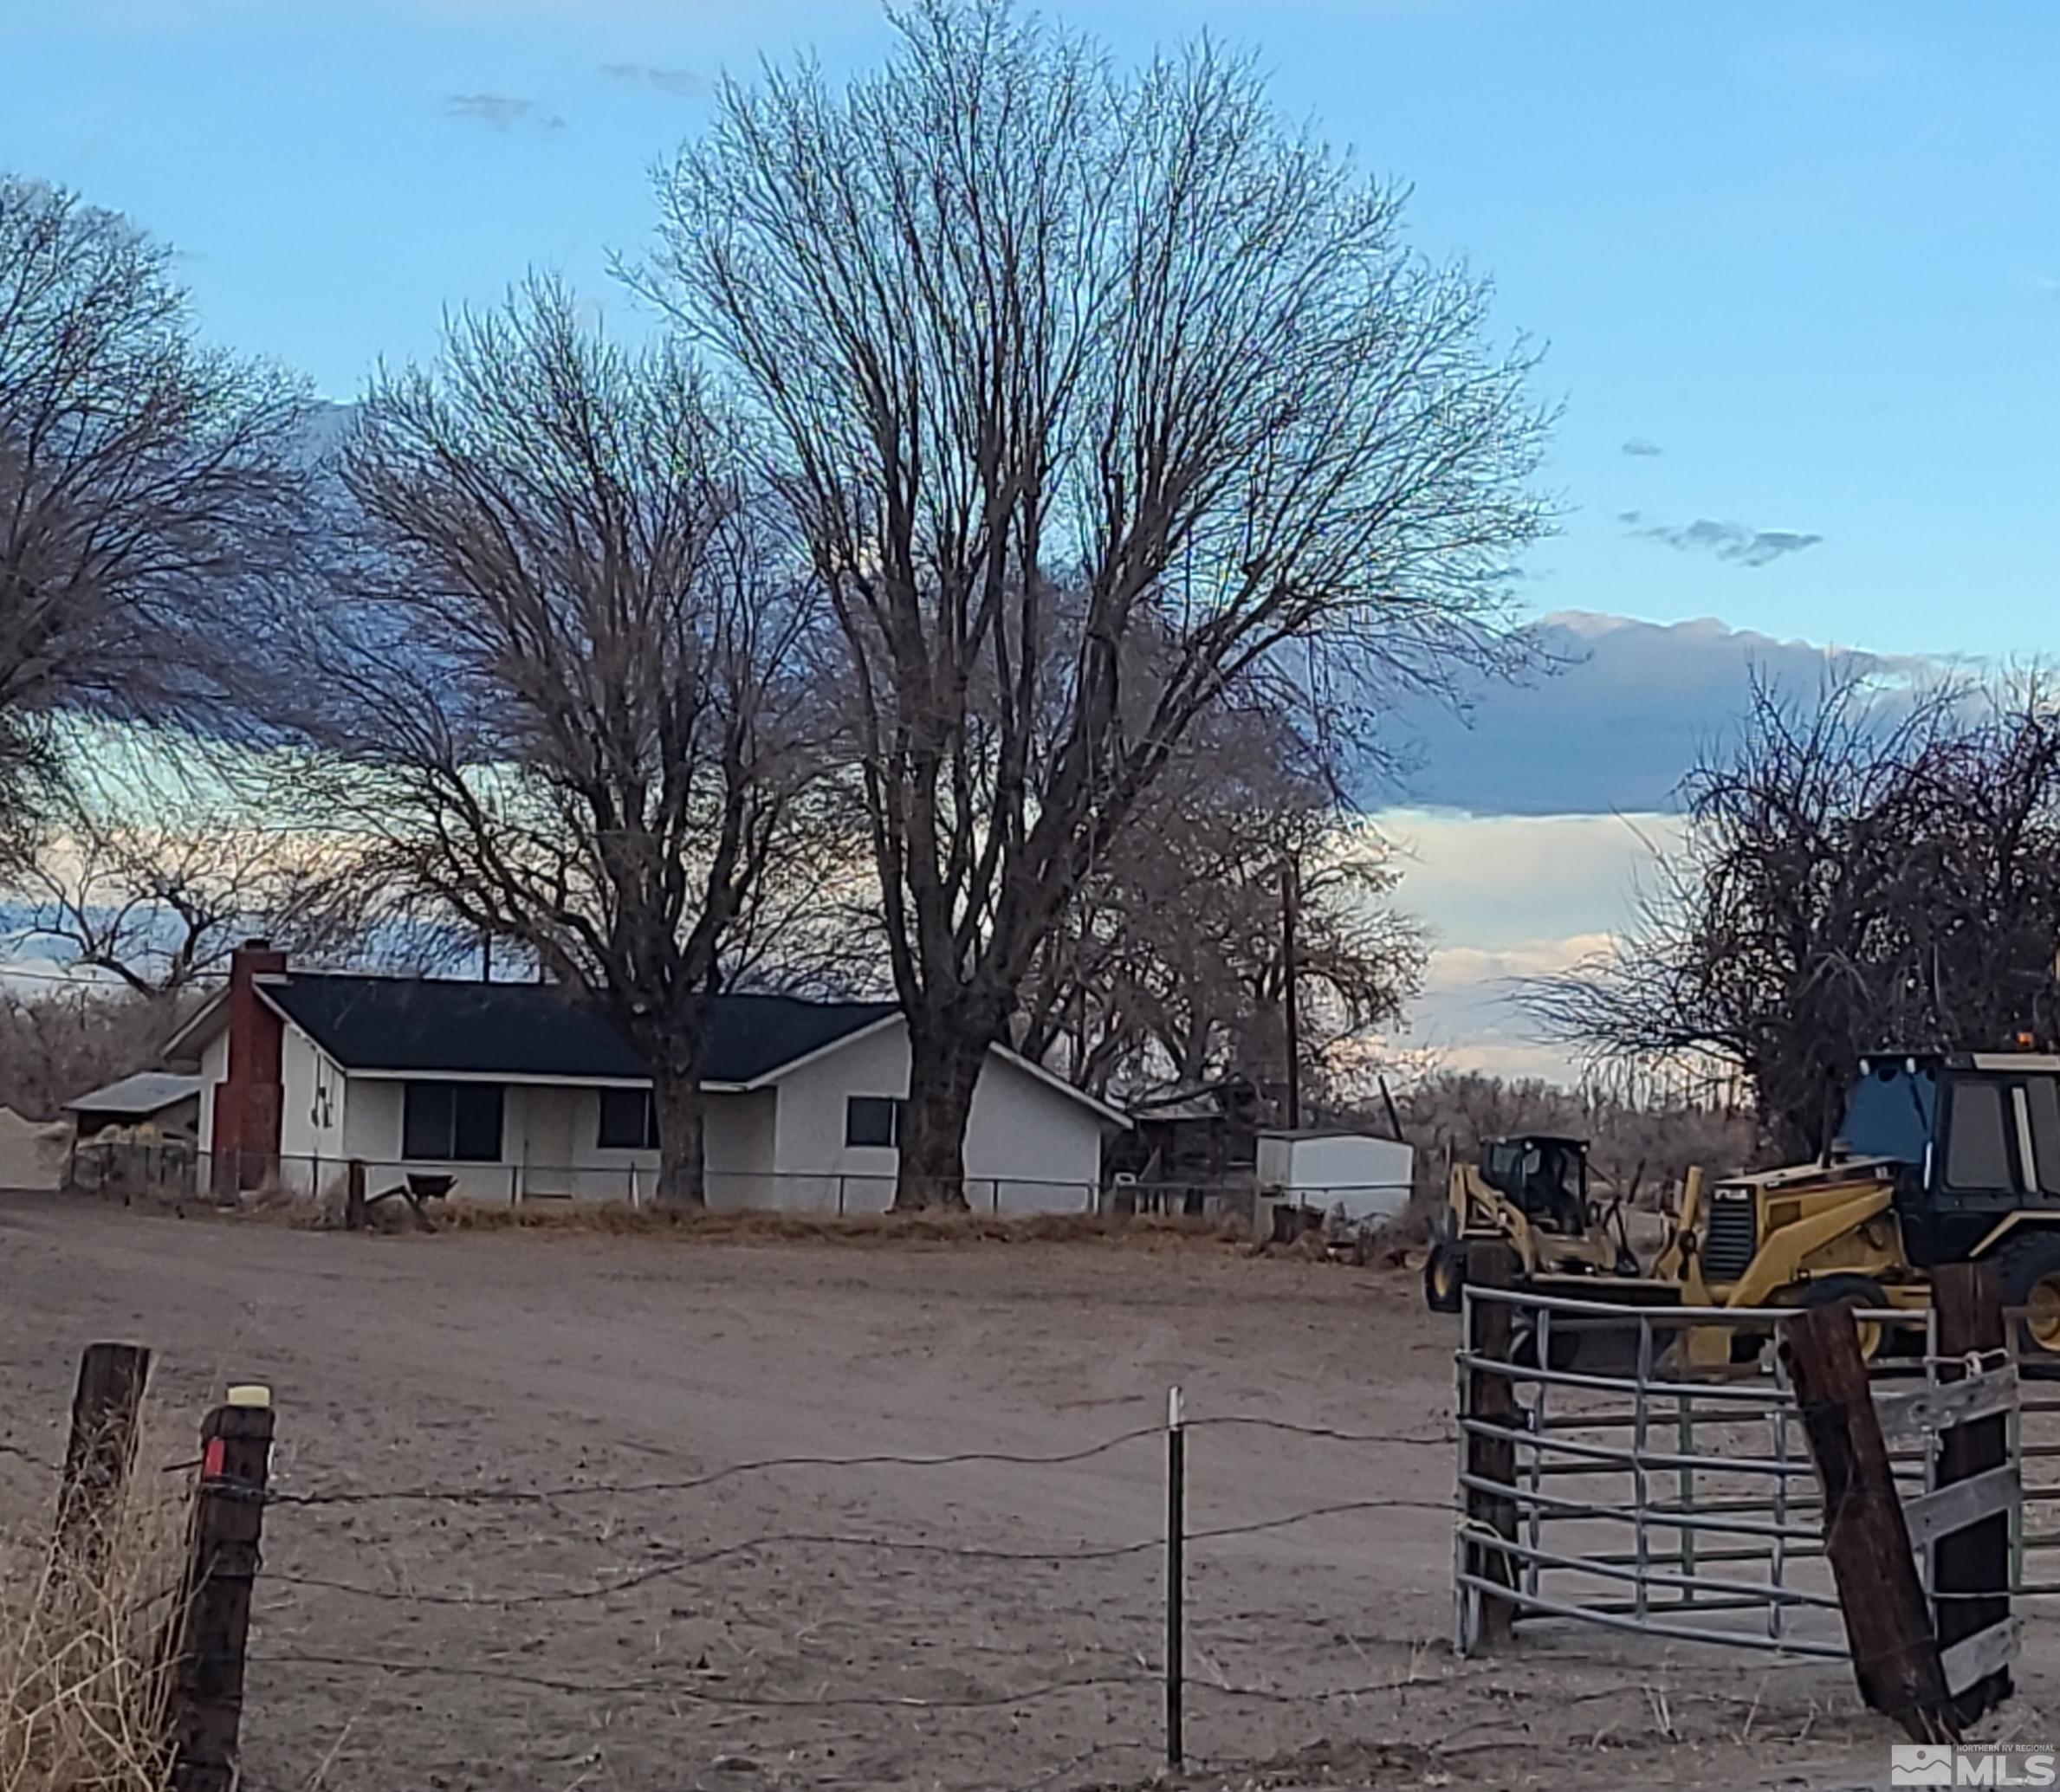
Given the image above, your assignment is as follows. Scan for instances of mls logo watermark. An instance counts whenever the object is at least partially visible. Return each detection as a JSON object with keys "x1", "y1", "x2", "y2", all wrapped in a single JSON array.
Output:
[{"x1": 1893, "y1": 1745, "x2": 2060, "y2": 1786}]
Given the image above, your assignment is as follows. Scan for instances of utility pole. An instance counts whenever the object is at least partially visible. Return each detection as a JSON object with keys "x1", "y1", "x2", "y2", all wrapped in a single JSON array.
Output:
[{"x1": 1281, "y1": 853, "x2": 1301, "y2": 1131}]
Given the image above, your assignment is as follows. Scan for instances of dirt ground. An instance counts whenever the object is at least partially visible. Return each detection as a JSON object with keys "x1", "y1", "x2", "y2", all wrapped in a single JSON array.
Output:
[{"x1": 1, "y1": 1192, "x2": 2048, "y2": 1791}]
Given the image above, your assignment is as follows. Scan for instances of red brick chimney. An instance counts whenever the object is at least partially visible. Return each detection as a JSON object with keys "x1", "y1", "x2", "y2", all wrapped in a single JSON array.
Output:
[{"x1": 211, "y1": 938, "x2": 287, "y2": 1194}]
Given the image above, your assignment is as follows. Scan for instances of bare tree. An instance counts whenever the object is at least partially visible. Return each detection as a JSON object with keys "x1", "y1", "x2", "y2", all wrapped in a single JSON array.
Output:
[
  {"x1": 13, "y1": 725, "x2": 397, "y2": 1000},
  {"x1": 1389, "y1": 1066, "x2": 1760, "y2": 1213},
  {"x1": 639, "y1": 0, "x2": 1549, "y2": 1204},
  {"x1": 1020, "y1": 708, "x2": 1426, "y2": 1106},
  {"x1": 1522, "y1": 671, "x2": 2060, "y2": 1157},
  {"x1": 0, "y1": 175, "x2": 311, "y2": 861},
  {"x1": 301, "y1": 277, "x2": 826, "y2": 1205},
  {"x1": 0, "y1": 984, "x2": 178, "y2": 1120}
]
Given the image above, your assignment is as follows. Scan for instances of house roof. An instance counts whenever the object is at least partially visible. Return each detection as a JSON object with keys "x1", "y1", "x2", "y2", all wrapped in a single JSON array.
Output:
[
  {"x1": 254, "y1": 975, "x2": 901, "y2": 1084},
  {"x1": 64, "y1": 1072, "x2": 203, "y2": 1116}
]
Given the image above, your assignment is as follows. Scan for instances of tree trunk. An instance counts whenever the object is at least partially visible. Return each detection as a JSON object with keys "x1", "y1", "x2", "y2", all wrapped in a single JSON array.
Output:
[
  {"x1": 651, "y1": 1059, "x2": 708, "y2": 1208},
  {"x1": 894, "y1": 1020, "x2": 988, "y2": 1211}
]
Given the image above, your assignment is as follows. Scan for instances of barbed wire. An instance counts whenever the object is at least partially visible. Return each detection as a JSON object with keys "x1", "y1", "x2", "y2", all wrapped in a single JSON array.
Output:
[
  {"x1": 0, "y1": 1440, "x2": 62, "y2": 1475},
  {"x1": 256, "y1": 1652, "x2": 1160, "y2": 1709},
  {"x1": 264, "y1": 1426, "x2": 1170, "y2": 1509},
  {"x1": 263, "y1": 1495, "x2": 1457, "y2": 1609},
  {"x1": 262, "y1": 1415, "x2": 1451, "y2": 1513},
  {"x1": 255, "y1": 1648, "x2": 1480, "y2": 1714},
  {"x1": 1189, "y1": 1415, "x2": 1452, "y2": 1446}
]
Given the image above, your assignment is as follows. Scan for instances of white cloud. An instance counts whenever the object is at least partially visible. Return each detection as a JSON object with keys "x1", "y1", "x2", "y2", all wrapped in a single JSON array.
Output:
[
  {"x1": 1369, "y1": 808, "x2": 1685, "y2": 1085},
  {"x1": 1378, "y1": 611, "x2": 1951, "y2": 818},
  {"x1": 1423, "y1": 934, "x2": 1613, "y2": 993},
  {"x1": 1377, "y1": 808, "x2": 1681, "y2": 952}
]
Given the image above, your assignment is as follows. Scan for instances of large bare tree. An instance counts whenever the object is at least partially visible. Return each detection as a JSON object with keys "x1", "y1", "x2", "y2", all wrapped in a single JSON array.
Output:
[
  {"x1": 1522, "y1": 672, "x2": 2060, "y2": 1157},
  {"x1": 0, "y1": 175, "x2": 311, "y2": 861},
  {"x1": 304, "y1": 277, "x2": 827, "y2": 1204},
  {"x1": 1019, "y1": 708, "x2": 1426, "y2": 1106},
  {"x1": 14, "y1": 724, "x2": 398, "y2": 1000},
  {"x1": 640, "y1": 0, "x2": 1549, "y2": 1204}
]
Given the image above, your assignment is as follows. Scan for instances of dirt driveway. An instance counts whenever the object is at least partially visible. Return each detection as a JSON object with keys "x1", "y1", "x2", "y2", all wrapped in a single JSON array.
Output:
[{"x1": 0, "y1": 1193, "x2": 2031, "y2": 1789}]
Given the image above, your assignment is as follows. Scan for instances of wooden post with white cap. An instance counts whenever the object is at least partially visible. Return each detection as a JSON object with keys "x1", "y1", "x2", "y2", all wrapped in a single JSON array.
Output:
[{"x1": 172, "y1": 1384, "x2": 275, "y2": 1792}]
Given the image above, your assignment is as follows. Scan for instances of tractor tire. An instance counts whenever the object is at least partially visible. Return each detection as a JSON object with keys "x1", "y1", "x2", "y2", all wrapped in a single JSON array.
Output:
[
  {"x1": 1797, "y1": 1274, "x2": 1893, "y2": 1362},
  {"x1": 1424, "y1": 1241, "x2": 1466, "y2": 1315},
  {"x1": 1987, "y1": 1230, "x2": 2060, "y2": 1362}
]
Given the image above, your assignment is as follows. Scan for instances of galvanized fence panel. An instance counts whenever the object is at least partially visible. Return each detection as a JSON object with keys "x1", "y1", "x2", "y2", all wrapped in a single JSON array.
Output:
[{"x1": 1452, "y1": 1284, "x2": 2022, "y2": 1663}]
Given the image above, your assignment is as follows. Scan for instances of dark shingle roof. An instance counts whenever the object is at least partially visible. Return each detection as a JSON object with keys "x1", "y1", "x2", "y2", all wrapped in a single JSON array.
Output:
[{"x1": 259, "y1": 976, "x2": 897, "y2": 1084}]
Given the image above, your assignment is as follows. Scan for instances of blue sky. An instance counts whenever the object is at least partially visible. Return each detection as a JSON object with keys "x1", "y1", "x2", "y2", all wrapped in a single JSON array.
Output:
[{"x1": 6, "y1": 0, "x2": 2057, "y2": 1071}]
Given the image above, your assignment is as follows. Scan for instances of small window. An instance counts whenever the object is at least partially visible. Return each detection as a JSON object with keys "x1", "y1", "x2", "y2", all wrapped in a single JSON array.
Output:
[
  {"x1": 598, "y1": 1089, "x2": 659, "y2": 1150},
  {"x1": 845, "y1": 1096, "x2": 905, "y2": 1148},
  {"x1": 1945, "y1": 1080, "x2": 2016, "y2": 1192},
  {"x1": 402, "y1": 1082, "x2": 504, "y2": 1162},
  {"x1": 2025, "y1": 1077, "x2": 2060, "y2": 1196}
]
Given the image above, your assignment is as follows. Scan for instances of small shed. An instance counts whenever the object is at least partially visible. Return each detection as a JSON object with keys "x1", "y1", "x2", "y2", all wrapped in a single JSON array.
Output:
[
  {"x1": 1254, "y1": 1128, "x2": 1415, "y2": 1235},
  {"x1": 64, "y1": 1072, "x2": 202, "y2": 1141}
]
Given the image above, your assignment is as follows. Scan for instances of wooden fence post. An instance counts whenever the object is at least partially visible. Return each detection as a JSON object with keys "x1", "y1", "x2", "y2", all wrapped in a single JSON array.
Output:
[
  {"x1": 1461, "y1": 1241, "x2": 1521, "y2": 1647},
  {"x1": 344, "y1": 1159, "x2": 366, "y2": 1232},
  {"x1": 1781, "y1": 1302, "x2": 1954, "y2": 1742},
  {"x1": 172, "y1": 1391, "x2": 275, "y2": 1792},
  {"x1": 55, "y1": 1342, "x2": 151, "y2": 1557},
  {"x1": 1933, "y1": 1261, "x2": 2013, "y2": 1726}
]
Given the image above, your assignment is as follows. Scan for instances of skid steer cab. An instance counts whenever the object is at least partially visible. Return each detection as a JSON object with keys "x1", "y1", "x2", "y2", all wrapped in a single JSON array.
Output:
[
  {"x1": 1423, "y1": 1134, "x2": 1639, "y2": 1314},
  {"x1": 1662, "y1": 1051, "x2": 2060, "y2": 1364}
]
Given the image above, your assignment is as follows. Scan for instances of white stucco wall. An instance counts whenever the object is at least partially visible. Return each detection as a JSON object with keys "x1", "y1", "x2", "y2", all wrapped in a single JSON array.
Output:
[
  {"x1": 341, "y1": 1076, "x2": 401, "y2": 1161},
  {"x1": 321, "y1": 1076, "x2": 777, "y2": 1205},
  {"x1": 337, "y1": 1076, "x2": 520, "y2": 1202},
  {"x1": 197, "y1": 1027, "x2": 228, "y2": 1155},
  {"x1": 197, "y1": 1019, "x2": 348, "y2": 1197},
  {"x1": 277, "y1": 1025, "x2": 348, "y2": 1191},
  {"x1": 767, "y1": 1020, "x2": 1113, "y2": 1213},
  {"x1": 199, "y1": 1010, "x2": 1113, "y2": 1213}
]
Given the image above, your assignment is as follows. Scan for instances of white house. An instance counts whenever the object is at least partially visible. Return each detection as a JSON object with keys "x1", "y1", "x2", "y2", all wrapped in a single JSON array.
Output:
[{"x1": 173, "y1": 943, "x2": 1126, "y2": 1213}]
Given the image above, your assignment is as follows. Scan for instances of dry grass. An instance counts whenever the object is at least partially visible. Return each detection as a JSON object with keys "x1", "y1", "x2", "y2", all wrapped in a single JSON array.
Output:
[
  {"x1": 434, "y1": 1198, "x2": 1249, "y2": 1248},
  {"x1": 0, "y1": 1475, "x2": 187, "y2": 1792}
]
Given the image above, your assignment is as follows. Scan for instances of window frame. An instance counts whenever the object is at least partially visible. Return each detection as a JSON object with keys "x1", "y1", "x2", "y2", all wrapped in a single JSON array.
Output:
[
  {"x1": 845, "y1": 1095, "x2": 906, "y2": 1149},
  {"x1": 596, "y1": 1088, "x2": 660, "y2": 1151},
  {"x1": 402, "y1": 1080, "x2": 506, "y2": 1163},
  {"x1": 1942, "y1": 1077, "x2": 2020, "y2": 1194},
  {"x1": 2025, "y1": 1076, "x2": 2060, "y2": 1196}
]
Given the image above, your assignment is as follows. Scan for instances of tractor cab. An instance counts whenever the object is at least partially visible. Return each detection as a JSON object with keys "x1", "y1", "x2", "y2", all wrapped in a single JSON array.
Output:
[
  {"x1": 1478, "y1": 1134, "x2": 1592, "y2": 1236},
  {"x1": 1845, "y1": 1052, "x2": 2060, "y2": 1268},
  {"x1": 1662, "y1": 1052, "x2": 2060, "y2": 1363}
]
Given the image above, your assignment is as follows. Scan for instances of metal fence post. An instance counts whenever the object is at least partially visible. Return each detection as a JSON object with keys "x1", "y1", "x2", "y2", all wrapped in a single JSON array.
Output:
[{"x1": 1165, "y1": 1385, "x2": 1185, "y2": 1769}]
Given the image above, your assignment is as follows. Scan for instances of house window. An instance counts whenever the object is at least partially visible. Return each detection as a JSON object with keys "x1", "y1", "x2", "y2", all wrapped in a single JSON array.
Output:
[
  {"x1": 403, "y1": 1082, "x2": 504, "y2": 1162},
  {"x1": 598, "y1": 1089, "x2": 659, "y2": 1150},
  {"x1": 845, "y1": 1096, "x2": 906, "y2": 1149}
]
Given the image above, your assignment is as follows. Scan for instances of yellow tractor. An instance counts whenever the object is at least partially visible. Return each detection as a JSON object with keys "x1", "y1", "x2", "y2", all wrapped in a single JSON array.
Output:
[
  {"x1": 1660, "y1": 1051, "x2": 2060, "y2": 1365},
  {"x1": 1425, "y1": 1053, "x2": 2060, "y2": 1368},
  {"x1": 1422, "y1": 1134, "x2": 1643, "y2": 1312}
]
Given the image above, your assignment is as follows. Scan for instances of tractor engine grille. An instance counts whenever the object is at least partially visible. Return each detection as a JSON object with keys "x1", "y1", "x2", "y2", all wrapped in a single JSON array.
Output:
[{"x1": 1700, "y1": 1188, "x2": 1759, "y2": 1284}]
